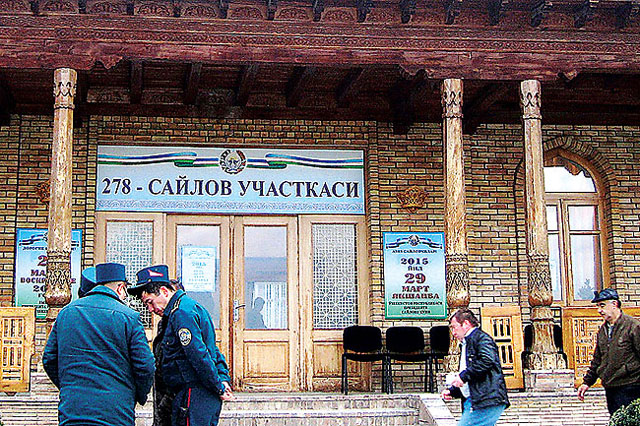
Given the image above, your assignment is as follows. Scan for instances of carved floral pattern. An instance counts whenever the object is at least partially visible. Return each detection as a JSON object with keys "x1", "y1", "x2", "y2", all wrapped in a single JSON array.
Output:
[
  {"x1": 527, "y1": 253, "x2": 553, "y2": 307},
  {"x1": 520, "y1": 80, "x2": 542, "y2": 120},
  {"x1": 230, "y1": 6, "x2": 263, "y2": 20},
  {"x1": 441, "y1": 81, "x2": 463, "y2": 119},
  {"x1": 88, "y1": 1, "x2": 127, "y2": 14},
  {"x1": 42, "y1": 0, "x2": 76, "y2": 12},
  {"x1": 323, "y1": 8, "x2": 355, "y2": 22},
  {"x1": 136, "y1": 2, "x2": 172, "y2": 16},
  {"x1": 1, "y1": 0, "x2": 30, "y2": 12},
  {"x1": 182, "y1": 4, "x2": 218, "y2": 18},
  {"x1": 445, "y1": 253, "x2": 470, "y2": 309},
  {"x1": 45, "y1": 250, "x2": 72, "y2": 308},
  {"x1": 397, "y1": 185, "x2": 427, "y2": 213},
  {"x1": 276, "y1": 7, "x2": 309, "y2": 21}
]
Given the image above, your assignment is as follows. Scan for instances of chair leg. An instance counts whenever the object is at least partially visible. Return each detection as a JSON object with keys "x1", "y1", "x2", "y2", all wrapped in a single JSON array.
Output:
[
  {"x1": 387, "y1": 360, "x2": 394, "y2": 394},
  {"x1": 383, "y1": 357, "x2": 389, "y2": 394},
  {"x1": 424, "y1": 358, "x2": 430, "y2": 393},
  {"x1": 342, "y1": 354, "x2": 348, "y2": 395}
]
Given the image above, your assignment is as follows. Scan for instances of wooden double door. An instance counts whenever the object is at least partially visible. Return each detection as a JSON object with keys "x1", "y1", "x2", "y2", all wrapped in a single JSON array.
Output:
[{"x1": 96, "y1": 213, "x2": 369, "y2": 391}]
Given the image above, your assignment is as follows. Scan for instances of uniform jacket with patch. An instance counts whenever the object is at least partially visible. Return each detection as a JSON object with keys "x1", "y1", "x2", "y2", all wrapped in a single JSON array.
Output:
[
  {"x1": 161, "y1": 290, "x2": 231, "y2": 395},
  {"x1": 583, "y1": 312, "x2": 640, "y2": 388},
  {"x1": 42, "y1": 286, "x2": 155, "y2": 426}
]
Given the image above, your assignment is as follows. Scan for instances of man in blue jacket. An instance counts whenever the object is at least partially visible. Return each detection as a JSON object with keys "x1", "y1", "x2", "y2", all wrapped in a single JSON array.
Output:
[
  {"x1": 441, "y1": 308, "x2": 509, "y2": 426},
  {"x1": 128, "y1": 265, "x2": 233, "y2": 426},
  {"x1": 43, "y1": 262, "x2": 155, "y2": 426}
]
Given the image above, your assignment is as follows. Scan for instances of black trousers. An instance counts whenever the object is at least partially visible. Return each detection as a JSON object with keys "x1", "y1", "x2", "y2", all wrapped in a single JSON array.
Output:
[{"x1": 605, "y1": 383, "x2": 640, "y2": 415}]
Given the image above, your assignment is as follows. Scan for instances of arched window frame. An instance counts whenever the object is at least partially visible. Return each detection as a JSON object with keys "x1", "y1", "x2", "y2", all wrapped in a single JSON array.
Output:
[{"x1": 544, "y1": 149, "x2": 610, "y2": 306}]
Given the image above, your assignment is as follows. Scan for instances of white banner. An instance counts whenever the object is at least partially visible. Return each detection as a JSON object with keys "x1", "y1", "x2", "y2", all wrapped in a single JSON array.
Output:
[{"x1": 97, "y1": 146, "x2": 365, "y2": 214}]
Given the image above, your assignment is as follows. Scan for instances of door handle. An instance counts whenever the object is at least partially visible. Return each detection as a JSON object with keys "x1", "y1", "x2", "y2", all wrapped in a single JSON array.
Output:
[{"x1": 233, "y1": 300, "x2": 246, "y2": 322}]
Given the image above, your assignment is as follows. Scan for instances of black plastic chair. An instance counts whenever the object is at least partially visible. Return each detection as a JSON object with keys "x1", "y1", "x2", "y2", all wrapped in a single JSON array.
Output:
[
  {"x1": 428, "y1": 325, "x2": 450, "y2": 391},
  {"x1": 385, "y1": 326, "x2": 432, "y2": 393},
  {"x1": 341, "y1": 325, "x2": 388, "y2": 394}
]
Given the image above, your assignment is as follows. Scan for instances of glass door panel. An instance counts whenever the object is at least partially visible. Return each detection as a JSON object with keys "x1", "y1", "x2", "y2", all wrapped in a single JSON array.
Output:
[
  {"x1": 175, "y1": 224, "x2": 221, "y2": 327},
  {"x1": 232, "y1": 216, "x2": 299, "y2": 391},
  {"x1": 166, "y1": 216, "x2": 231, "y2": 361},
  {"x1": 244, "y1": 226, "x2": 288, "y2": 330}
]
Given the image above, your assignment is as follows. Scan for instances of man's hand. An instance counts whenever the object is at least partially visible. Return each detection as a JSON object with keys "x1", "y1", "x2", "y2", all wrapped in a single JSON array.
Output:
[
  {"x1": 577, "y1": 384, "x2": 589, "y2": 401},
  {"x1": 450, "y1": 374, "x2": 464, "y2": 388},
  {"x1": 441, "y1": 388, "x2": 452, "y2": 401},
  {"x1": 221, "y1": 381, "x2": 235, "y2": 401}
]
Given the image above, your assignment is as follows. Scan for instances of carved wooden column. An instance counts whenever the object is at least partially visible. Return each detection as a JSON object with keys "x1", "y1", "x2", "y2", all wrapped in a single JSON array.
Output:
[
  {"x1": 520, "y1": 80, "x2": 566, "y2": 371},
  {"x1": 441, "y1": 79, "x2": 470, "y2": 372},
  {"x1": 45, "y1": 68, "x2": 76, "y2": 327}
]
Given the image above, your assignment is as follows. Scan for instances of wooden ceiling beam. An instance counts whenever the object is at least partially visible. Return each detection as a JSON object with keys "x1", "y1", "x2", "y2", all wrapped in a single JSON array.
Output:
[
  {"x1": 463, "y1": 82, "x2": 511, "y2": 134},
  {"x1": 488, "y1": 0, "x2": 508, "y2": 25},
  {"x1": 400, "y1": 0, "x2": 416, "y2": 23},
  {"x1": 235, "y1": 64, "x2": 260, "y2": 106},
  {"x1": 219, "y1": 0, "x2": 230, "y2": 18},
  {"x1": 530, "y1": 0, "x2": 552, "y2": 27},
  {"x1": 357, "y1": 0, "x2": 373, "y2": 22},
  {"x1": 184, "y1": 62, "x2": 202, "y2": 105},
  {"x1": 312, "y1": 0, "x2": 325, "y2": 21},
  {"x1": 446, "y1": 0, "x2": 463, "y2": 24},
  {"x1": 286, "y1": 66, "x2": 316, "y2": 108},
  {"x1": 129, "y1": 61, "x2": 143, "y2": 104},
  {"x1": 389, "y1": 70, "x2": 426, "y2": 134},
  {"x1": 28, "y1": 0, "x2": 39, "y2": 14},
  {"x1": 336, "y1": 68, "x2": 364, "y2": 108},
  {"x1": 266, "y1": 0, "x2": 278, "y2": 20},
  {"x1": 574, "y1": 0, "x2": 599, "y2": 28},
  {"x1": 73, "y1": 71, "x2": 88, "y2": 128},
  {"x1": 616, "y1": 1, "x2": 640, "y2": 28},
  {"x1": 0, "y1": 79, "x2": 15, "y2": 126}
]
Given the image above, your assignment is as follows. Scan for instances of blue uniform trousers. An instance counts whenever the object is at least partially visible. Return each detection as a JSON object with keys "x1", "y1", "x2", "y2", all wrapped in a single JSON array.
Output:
[{"x1": 172, "y1": 385, "x2": 222, "y2": 426}]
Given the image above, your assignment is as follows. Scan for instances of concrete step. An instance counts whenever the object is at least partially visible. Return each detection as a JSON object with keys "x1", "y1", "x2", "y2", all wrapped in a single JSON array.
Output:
[{"x1": 0, "y1": 393, "x2": 429, "y2": 426}]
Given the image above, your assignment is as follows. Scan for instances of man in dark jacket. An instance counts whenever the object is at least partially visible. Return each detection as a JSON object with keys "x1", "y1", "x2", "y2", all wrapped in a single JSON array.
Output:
[
  {"x1": 577, "y1": 288, "x2": 640, "y2": 415},
  {"x1": 129, "y1": 265, "x2": 233, "y2": 426},
  {"x1": 43, "y1": 262, "x2": 155, "y2": 426},
  {"x1": 441, "y1": 308, "x2": 509, "y2": 426}
]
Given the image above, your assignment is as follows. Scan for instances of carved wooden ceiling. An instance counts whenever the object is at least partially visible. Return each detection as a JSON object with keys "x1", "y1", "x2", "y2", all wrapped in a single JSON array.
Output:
[{"x1": 1, "y1": 0, "x2": 640, "y2": 132}]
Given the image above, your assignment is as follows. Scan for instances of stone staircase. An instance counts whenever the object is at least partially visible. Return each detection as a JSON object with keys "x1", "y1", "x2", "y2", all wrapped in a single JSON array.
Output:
[
  {"x1": 446, "y1": 388, "x2": 611, "y2": 426},
  {"x1": 0, "y1": 393, "x2": 454, "y2": 426}
]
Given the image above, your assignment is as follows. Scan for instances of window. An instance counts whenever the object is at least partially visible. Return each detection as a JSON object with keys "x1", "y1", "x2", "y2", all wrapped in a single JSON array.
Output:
[{"x1": 545, "y1": 155, "x2": 606, "y2": 305}]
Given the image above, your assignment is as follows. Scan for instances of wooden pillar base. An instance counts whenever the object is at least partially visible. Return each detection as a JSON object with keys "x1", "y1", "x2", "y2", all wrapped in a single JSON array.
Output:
[
  {"x1": 526, "y1": 352, "x2": 567, "y2": 371},
  {"x1": 525, "y1": 369, "x2": 574, "y2": 391}
]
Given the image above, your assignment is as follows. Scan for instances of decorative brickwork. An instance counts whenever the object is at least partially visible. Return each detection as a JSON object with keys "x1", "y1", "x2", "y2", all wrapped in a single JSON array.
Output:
[{"x1": 1, "y1": 116, "x2": 640, "y2": 393}]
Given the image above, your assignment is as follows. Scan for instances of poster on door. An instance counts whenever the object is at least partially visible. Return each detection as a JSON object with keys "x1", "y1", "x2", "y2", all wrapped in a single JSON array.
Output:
[
  {"x1": 180, "y1": 246, "x2": 217, "y2": 292},
  {"x1": 14, "y1": 229, "x2": 82, "y2": 319},
  {"x1": 383, "y1": 232, "x2": 446, "y2": 319}
]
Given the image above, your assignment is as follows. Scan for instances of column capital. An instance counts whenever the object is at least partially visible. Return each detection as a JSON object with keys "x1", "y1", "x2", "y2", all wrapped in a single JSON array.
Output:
[
  {"x1": 53, "y1": 68, "x2": 77, "y2": 110},
  {"x1": 441, "y1": 78, "x2": 463, "y2": 119},
  {"x1": 520, "y1": 79, "x2": 541, "y2": 120}
]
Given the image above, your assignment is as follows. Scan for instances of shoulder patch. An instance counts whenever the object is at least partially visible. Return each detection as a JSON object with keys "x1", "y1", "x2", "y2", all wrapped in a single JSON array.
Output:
[{"x1": 178, "y1": 328, "x2": 192, "y2": 346}]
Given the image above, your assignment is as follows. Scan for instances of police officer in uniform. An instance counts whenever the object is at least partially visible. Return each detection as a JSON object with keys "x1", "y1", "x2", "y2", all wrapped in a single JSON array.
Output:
[{"x1": 128, "y1": 265, "x2": 234, "y2": 426}]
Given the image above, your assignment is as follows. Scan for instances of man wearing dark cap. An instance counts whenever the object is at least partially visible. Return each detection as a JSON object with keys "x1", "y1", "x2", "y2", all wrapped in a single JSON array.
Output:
[
  {"x1": 129, "y1": 265, "x2": 233, "y2": 426},
  {"x1": 77, "y1": 266, "x2": 96, "y2": 298},
  {"x1": 43, "y1": 262, "x2": 155, "y2": 426},
  {"x1": 577, "y1": 288, "x2": 640, "y2": 415}
]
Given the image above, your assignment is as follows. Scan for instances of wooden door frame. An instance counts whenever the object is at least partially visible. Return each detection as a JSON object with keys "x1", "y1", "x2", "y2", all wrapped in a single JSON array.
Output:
[
  {"x1": 165, "y1": 215, "x2": 232, "y2": 361},
  {"x1": 232, "y1": 215, "x2": 300, "y2": 391},
  {"x1": 95, "y1": 212, "x2": 165, "y2": 338},
  {"x1": 299, "y1": 215, "x2": 370, "y2": 391}
]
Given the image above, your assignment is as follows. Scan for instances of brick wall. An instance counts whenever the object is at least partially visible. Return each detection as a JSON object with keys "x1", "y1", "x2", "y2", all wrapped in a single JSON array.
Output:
[{"x1": 2, "y1": 115, "x2": 640, "y2": 394}]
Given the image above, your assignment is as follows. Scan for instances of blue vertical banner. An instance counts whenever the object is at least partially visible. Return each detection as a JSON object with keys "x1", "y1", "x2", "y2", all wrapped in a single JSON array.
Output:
[
  {"x1": 14, "y1": 229, "x2": 82, "y2": 319},
  {"x1": 383, "y1": 232, "x2": 447, "y2": 319}
]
